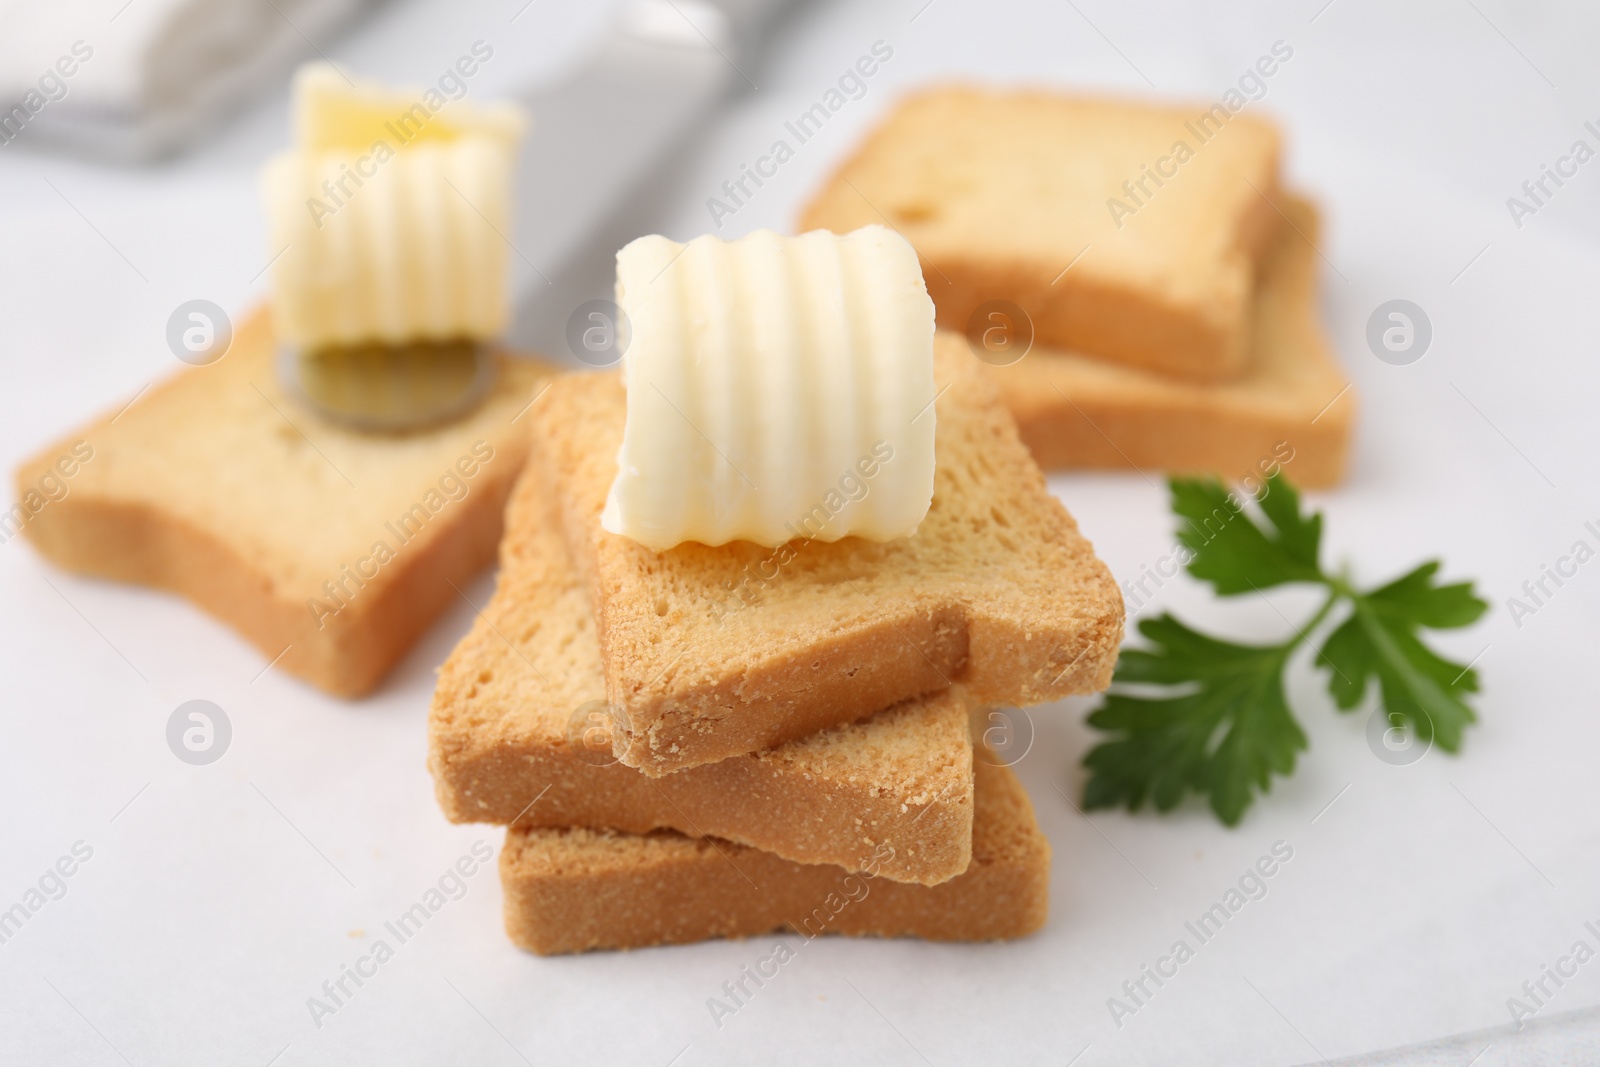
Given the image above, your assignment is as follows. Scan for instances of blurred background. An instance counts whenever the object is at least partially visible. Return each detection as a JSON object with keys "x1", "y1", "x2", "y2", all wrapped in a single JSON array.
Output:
[
  {"x1": 5, "y1": 2, "x2": 1600, "y2": 1065},
  {"x1": 4, "y1": 0, "x2": 1597, "y2": 411}
]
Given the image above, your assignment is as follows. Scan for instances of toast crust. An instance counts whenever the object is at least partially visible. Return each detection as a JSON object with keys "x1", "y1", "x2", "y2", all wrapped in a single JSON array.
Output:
[
  {"x1": 13, "y1": 308, "x2": 554, "y2": 696},
  {"x1": 500, "y1": 759, "x2": 1050, "y2": 954},
  {"x1": 429, "y1": 458, "x2": 977, "y2": 885},
  {"x1": 986, "y1": 196, "x2": 1355, "y2": 486},
  {"x1": 527, "y1": 342, "x2": 1124, "y2": 775}
]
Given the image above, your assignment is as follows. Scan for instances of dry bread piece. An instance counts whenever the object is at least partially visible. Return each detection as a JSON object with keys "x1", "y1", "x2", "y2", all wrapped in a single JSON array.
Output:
[
  {"x1": 429, "y1": 457, "x2": 976, "y2": 886},
  {"x1": 500, "y1": 758, "x2": 1049, "y2": 954},
  {"x1": 12, "y1": 308, "x2": 554, "y2": 697},
  {"x1": 798, "y1": 85, "x2": 1285, "y2": 382},
  {"x1": 529, "y1": 339, "x2": 1124, "y2": 775},
  {"x1": 984, "y1": 196, "x2": 1354, "y2": 487}
]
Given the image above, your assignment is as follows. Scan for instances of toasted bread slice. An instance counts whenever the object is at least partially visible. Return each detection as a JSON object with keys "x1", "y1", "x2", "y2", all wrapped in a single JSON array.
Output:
[
  {"x1": 429, "y1": 456, "x2": 976, "y2": 885},
  {"x1": 798, "y1": 86, "x2": 1284, "y2": 382},
  {"x1": 499, "y1": 758, "x2": 1049, "y2": 954},
  {"x1": 984, "y1": 196, "x2": 1354, "y2": 487},
  {"x1": 11, "y1": 308, "x2": 554, "y2": 697},
  {"x1": 528, "y1": 339, "x2": 1123, "y2": 775}
]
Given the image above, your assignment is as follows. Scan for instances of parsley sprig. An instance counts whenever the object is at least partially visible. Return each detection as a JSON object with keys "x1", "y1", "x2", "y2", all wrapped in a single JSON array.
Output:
[{"x1": 1081, "y1": 473, "x2": 1488, "y2": 826}]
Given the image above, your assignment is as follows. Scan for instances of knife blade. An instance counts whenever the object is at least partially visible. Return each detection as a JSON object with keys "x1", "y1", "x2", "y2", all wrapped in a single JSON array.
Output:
[{"x1": 504, "y1": 0, "x2": 794, "y2": 358}]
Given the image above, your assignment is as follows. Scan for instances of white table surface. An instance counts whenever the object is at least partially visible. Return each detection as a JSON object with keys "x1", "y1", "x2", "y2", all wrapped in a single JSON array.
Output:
[{"x1": 4, "y1": 1, "x2": 1600, "y2": 1064}]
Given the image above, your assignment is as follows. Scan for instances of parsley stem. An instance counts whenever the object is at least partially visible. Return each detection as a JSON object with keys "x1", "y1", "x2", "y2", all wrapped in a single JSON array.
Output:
[
  {"x1": 1287, "y1": 589, "x2": 1342, "y2": 652},
  {"x1": 1327, "y1": 569, "x2": 1357, "y2": 601}
]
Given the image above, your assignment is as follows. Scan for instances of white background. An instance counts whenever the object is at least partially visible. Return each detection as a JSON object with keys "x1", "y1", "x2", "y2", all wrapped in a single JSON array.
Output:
[{"x1": 3, "y1": 1, "x2": 1599, "y2": 1064}]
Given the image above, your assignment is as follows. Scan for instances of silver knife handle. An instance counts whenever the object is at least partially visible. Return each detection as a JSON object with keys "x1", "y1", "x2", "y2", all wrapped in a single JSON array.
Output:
[{"x1": 616, "y1": 0, "x2": 794, "y2": 76}]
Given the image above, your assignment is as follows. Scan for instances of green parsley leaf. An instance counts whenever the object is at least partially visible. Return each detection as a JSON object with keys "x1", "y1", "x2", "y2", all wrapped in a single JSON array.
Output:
[
  {"x1": 1172, "y1": 472, "x2": 1323, "y2": 594},
  {"x1": 1082, "y1": 473, "x2": 1489, "y2": 825},
  {"x1": 1083, "y1": 614, "x2": 1306, "y2": 826},
  {"x1": 1315, "y1": 562, "x2": 1488, "y2": 752}
]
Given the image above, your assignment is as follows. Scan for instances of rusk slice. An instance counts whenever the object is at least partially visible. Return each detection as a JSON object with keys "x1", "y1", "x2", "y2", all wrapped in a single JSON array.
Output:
[
  {"x1": 429, "y1": 458, "x2": 976, "y2": 886},
  {"x1": 799, "y1": 86, "x2": 1284, "y2": 382},
  {"x1": 528, "y1": 340, "x2": 1124, "y2": 775},
  {"x1": 11, "y1": 308, "x2": 553, "y2": 697},
  {"x1": 985, "y1": 196, "x2": 1355, "y2": 487},
  {"x1": 499, "y1": 759, "x2": 1050, "y2": 955}
]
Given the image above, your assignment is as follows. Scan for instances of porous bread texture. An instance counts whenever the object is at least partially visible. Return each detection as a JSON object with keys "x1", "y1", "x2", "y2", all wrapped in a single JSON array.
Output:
[
  {"x1": 527, "y1": 339, "x2": 1124, "y2": 775},
  {"x1": 798, "y1": 85, "x2": 1285, "y2": 382},
  {"x1": 983, "y1": 196, "x2": 1355, "y2": 487},
  {"x1": 429, "y1": 455, "x2": 976, "y2": 886},
  {"x1": 499, "y1": 758, "x2": 1049, "y2": 954},
  {"x1": 12, "y1": 307, "x2": 553, "y2": 697}
]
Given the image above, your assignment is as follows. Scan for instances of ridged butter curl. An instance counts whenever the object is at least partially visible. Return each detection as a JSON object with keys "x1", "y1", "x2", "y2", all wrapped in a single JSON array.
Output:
[
  {"x1": 262, "y1": 63, "x2": 525, "y2": 350},
  {"x1": 601, "y1": 226, "x2": 937, "y2": 550}
]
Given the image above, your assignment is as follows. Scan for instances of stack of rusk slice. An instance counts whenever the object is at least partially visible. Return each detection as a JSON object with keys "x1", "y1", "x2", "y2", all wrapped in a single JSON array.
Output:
[
  {"x1": 428, "y1": 337, "x2": 1124, "y2": 954},
  {"x1": 800, "y1": 87, "x2": 1357, "y2": 488}
]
